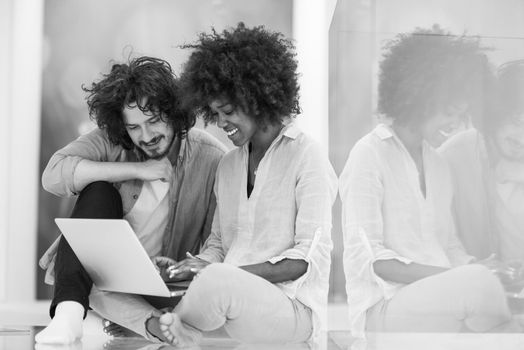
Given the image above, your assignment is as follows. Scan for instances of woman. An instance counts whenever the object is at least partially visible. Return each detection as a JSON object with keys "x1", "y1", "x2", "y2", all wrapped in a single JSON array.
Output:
[
  {"x1": 147, "y1": 23, "x2": 337, "y2": 345},
  {"x1": 340, "y1": 27, "x2": 516, "y2": 337}
]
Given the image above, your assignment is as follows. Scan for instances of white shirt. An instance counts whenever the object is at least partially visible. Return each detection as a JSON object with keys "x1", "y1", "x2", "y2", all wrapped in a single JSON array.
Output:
[
  {"x1": 197, "y1": 121, "x2": 337, "y2": 339},
  {"x1": 339, "y1": 124, "x2": 472, "y2": 337},
  {"x1": 124, "y1": 176, "x2": 170, "y2": 257},
  {"x1": 440, "y1": 129, "x2": 524, "y2": 261},
  {"x1": 497, "y1": 180, "x2": 524, "y2": 260}
]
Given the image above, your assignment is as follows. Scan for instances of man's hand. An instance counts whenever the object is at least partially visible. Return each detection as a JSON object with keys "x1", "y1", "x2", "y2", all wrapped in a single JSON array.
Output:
[
  {"x1": 135, "y1": 159, "x2": 173, "y2": 182},
  {"x1": 166, "y1": 252, "x2": 210, "y2": 281},
  {"x1": 151, "y1": 256, "x2": 176, "y2": 282}
]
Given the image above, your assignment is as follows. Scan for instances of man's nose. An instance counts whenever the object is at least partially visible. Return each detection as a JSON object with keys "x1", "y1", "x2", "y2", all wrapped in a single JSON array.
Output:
[{"x1": 141, "y1": 126, "x2": 153, "y2": 143}]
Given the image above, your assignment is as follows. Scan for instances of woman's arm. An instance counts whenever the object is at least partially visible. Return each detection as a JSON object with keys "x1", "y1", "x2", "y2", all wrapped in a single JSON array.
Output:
[
  {"x1": 240, "y1": 259, "x2": 308, "y2": 284},
  {"x1": 169, "y1": 256, "x2": 308, "y2": 284},
  {"x1": 373, "y1": 259, "x2": 449, "y2": 284}
]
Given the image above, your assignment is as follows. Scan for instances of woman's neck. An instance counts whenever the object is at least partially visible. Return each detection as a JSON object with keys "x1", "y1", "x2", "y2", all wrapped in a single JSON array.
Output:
[
  {"x1": 392, "y1": 123, "x2": 423, "y2": 157},
  {"x1": 250, "y1": 122, "x2": 284, "y2": 156}
]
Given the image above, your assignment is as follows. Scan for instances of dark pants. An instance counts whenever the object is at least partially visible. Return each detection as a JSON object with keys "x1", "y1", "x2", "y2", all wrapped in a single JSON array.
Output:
[{"x1": 50, "y1": 181, "x2": 123, "y2": 318}]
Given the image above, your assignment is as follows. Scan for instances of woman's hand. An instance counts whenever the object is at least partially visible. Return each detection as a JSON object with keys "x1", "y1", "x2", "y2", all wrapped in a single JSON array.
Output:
[
  {"x1": 166, "y1": 252, "x2": 210, "y2": 281},
  {"x1": 151, "y1": 256, "x2": 176, "y2": 282},
  {"x1": 475, "y1": 254, "x2": 521, "y2": 287}
]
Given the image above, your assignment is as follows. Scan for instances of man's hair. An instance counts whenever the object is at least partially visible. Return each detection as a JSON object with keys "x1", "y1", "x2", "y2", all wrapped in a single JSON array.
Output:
[
  {"x1": 482, "y1": 60, "x2": 524, "y2": 137},
  {"x1": 179, "y1": 22, "x2": 300, "y2": 126},
  {"x1": 82, "y1": 56, "x2": 195, "y2": 149},
  {"x1": 378, "y1": 25, "x2": 494, "y2": 126}
]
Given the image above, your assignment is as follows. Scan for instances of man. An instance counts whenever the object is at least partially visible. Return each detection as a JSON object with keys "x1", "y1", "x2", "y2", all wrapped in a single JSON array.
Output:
[
  {"x1": 35, "y1": 56, "x2": 227, "y2": 344},
  {"x1": 441, "y1": 59, "x2": 524, "y2": 264}
]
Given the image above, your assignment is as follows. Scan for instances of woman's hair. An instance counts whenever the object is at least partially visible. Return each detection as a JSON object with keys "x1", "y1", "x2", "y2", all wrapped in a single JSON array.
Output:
[
  {"x1": 83, "y1": 56, "x2": 195, "y2": 149},
  {"x1": 482, "y1": 59, "x2": 524, "y2": 137},
  {"x1": 179, "y1": 22, "x2": 300, "y2": 126},
  {"x1": 378, "y1": 25, "x2": 494, "y2": 126}
]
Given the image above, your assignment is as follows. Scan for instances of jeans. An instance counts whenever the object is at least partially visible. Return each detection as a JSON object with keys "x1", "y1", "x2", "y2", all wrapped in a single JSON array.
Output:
[{"x1": 50, "y1": 181, "x2": 123, "y2": 318}]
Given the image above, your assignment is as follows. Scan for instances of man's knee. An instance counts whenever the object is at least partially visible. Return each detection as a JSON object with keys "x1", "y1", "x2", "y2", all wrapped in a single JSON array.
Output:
[
  {"x1": 73, "y1": 181, "x2": 122, "y2": 218},
  {"x1": 80, "y1": 181, "x2": 119, "y2": 200}
]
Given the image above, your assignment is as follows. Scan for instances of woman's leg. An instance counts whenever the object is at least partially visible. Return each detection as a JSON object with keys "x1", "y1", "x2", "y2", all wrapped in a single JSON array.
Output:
[
  {"x1": 160, "y1": 263, "x2": 313, "y2": 344},
  {"x1": 367, "y1": 264, "x2": 514, "y2": 332}
]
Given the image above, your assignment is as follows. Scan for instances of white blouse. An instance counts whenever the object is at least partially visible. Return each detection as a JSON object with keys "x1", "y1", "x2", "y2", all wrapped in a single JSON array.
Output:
[
  {"x1": 339, "y1": 124, "x2": 472, "y2": 337},
  {"x1": 197, "y1": 121, "x2": 337, "y2": 339}
]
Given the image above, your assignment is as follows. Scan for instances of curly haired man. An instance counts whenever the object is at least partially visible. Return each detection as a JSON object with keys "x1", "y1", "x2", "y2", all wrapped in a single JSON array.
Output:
[{"x1": 35, "y1": 56, "x2": 227, "y2": 344}]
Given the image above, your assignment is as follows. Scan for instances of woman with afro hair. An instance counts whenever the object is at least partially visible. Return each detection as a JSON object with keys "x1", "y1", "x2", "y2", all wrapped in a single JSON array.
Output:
[{"x1": 144, "y1": 23, "x2": 337, "y2": 345}]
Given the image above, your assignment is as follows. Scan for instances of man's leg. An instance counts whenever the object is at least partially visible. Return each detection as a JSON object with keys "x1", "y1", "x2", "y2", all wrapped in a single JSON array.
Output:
[
  {"x1": 158, "y1": 263, "x2": 313, "y2": 345},
  {"x1": 36, "y1": 182, "x2": 123, "y2": 344},
  {"x1": 367, "y1": 264, "x2": 515, "y2": 332}
]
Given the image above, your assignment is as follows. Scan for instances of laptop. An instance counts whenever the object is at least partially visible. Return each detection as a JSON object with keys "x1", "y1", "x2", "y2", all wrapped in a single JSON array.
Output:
[{"x1": 55, "y1": 218, "x2": 189, "y2": 298}]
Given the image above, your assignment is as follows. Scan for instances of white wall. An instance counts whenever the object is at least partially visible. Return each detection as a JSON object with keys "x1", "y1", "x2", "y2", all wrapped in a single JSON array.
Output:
[
  {"x1": 293, "y1": 0, "x2": 335, "y2": 152},
  {"x1": 0, "y1": 0, "x2": 44, "y2": 302},
  {"x1": 0, "y1": 0, "x2": 13, "y2": 304}
]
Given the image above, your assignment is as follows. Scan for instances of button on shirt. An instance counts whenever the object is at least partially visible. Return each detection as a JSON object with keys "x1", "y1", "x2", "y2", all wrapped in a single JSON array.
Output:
[
  {"x1": 197, "y1": 121, "x2": 337, "y2": 339},
  {"x1": 339, "y1": 124, "x2": 472, "y2": 337}
]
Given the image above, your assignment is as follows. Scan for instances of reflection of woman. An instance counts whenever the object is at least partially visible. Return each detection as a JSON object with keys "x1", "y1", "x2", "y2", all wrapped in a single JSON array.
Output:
[
  {"x1": 340, "y1": 27, "x2": 515, "y2": 336},
  {"x1": 147, "y1": 23, "x2": 337, "y2": 345}
]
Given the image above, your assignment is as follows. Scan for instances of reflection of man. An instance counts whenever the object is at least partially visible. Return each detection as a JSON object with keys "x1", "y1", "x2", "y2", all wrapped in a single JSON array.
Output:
[
  {"x1": 441, "y1": 60, "x2": 524, "y2": 264},
  {"x1": 35, "y1": 56, "x2": 226, "y2": 344}
]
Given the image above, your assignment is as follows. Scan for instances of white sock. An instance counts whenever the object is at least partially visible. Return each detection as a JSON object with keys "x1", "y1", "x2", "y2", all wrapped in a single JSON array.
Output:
[{"x1": 35, "y1": 301, "x2": 84, "y2": 344}]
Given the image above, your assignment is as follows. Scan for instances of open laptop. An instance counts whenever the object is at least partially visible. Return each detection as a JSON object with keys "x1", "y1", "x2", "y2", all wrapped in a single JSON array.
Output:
[{"x1": 55, "y1": 218, "x2": 189, "y2": 298}]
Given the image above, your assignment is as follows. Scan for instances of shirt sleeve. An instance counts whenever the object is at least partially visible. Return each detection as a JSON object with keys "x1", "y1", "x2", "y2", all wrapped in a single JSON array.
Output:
[
  {"x1": 267, "y1": 143, "x2": 337, "y2": 296},
  {"x1": 196, "y1": 170, "x2": 225, "y2": 263},
  {"x1": 339, "y1": 140, "x2": 412, "y2": 296},
  {"x1": 42, "y1": 128, "x2": 120, "y2": 197}
]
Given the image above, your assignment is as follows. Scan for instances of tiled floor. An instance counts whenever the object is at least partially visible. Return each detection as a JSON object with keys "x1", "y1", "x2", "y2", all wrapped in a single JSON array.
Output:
[
  {"x1": 0, "y1": 328, "x2": 342, "y2": 350},
  {"x1": 3, "y1": 303, "x2": 524, "y2": 350}
]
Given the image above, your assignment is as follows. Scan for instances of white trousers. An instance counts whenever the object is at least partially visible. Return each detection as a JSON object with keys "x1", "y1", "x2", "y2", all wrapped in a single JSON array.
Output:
[
  {"x1": 174, "y1": 263, "x2": 313, "y2": 343},
  {"x1": 367, "y1": 264, "x2": 515, "y2": 332}
]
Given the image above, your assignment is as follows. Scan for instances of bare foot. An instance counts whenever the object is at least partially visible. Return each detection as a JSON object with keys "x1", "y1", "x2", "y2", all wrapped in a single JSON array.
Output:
[
  {"x1": 35, "y1": 301, "x2": 84, "y2": 344},
  {"x1": 158, "y1": 313, "x2": 202, "y2": 346}
]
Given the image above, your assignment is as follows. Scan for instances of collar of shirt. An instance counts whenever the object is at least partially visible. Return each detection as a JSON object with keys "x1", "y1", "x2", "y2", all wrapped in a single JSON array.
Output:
[
  {"x1": 375, "y1": 123, "x2": 431, "y2": 161},
  {"x1": 167, "y1": 135, "x2": 186, "y2": 167},
  {"x1": 240, "y1": 119, "x2": 301, "y2": 156}
]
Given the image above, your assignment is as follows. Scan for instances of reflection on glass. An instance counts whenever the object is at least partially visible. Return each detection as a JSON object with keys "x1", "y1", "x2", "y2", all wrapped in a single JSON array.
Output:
[{"x1": 340, "y1": 25, "x2": 522, "y2": 336}]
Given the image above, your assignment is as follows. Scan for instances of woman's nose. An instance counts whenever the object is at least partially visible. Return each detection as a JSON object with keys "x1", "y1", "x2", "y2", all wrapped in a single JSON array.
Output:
[{"x1": 216, "y1": 113, "x2": 227, "y2": 128}]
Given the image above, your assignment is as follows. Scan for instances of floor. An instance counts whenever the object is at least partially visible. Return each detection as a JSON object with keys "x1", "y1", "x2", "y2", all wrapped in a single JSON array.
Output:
[{"x1": 2, "y1": 302, "x2": 524, "y2": 350}]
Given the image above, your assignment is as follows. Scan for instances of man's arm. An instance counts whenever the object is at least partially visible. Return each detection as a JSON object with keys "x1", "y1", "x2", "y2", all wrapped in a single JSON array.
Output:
[
  {"x1": 373, "y1": 259, "x2": 449, "y2": 284},
  {"x1": 42, "y1": 128, "x2": 171, "y2": 196},
  {"x1": 72, "y1": 158, "x2": 172, "y2": 193}
]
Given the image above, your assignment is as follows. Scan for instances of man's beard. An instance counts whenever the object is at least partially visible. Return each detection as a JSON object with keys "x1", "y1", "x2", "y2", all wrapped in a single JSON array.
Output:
[{"x1": 136, "y1": 134, "x2": 175, "y2": 160}]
